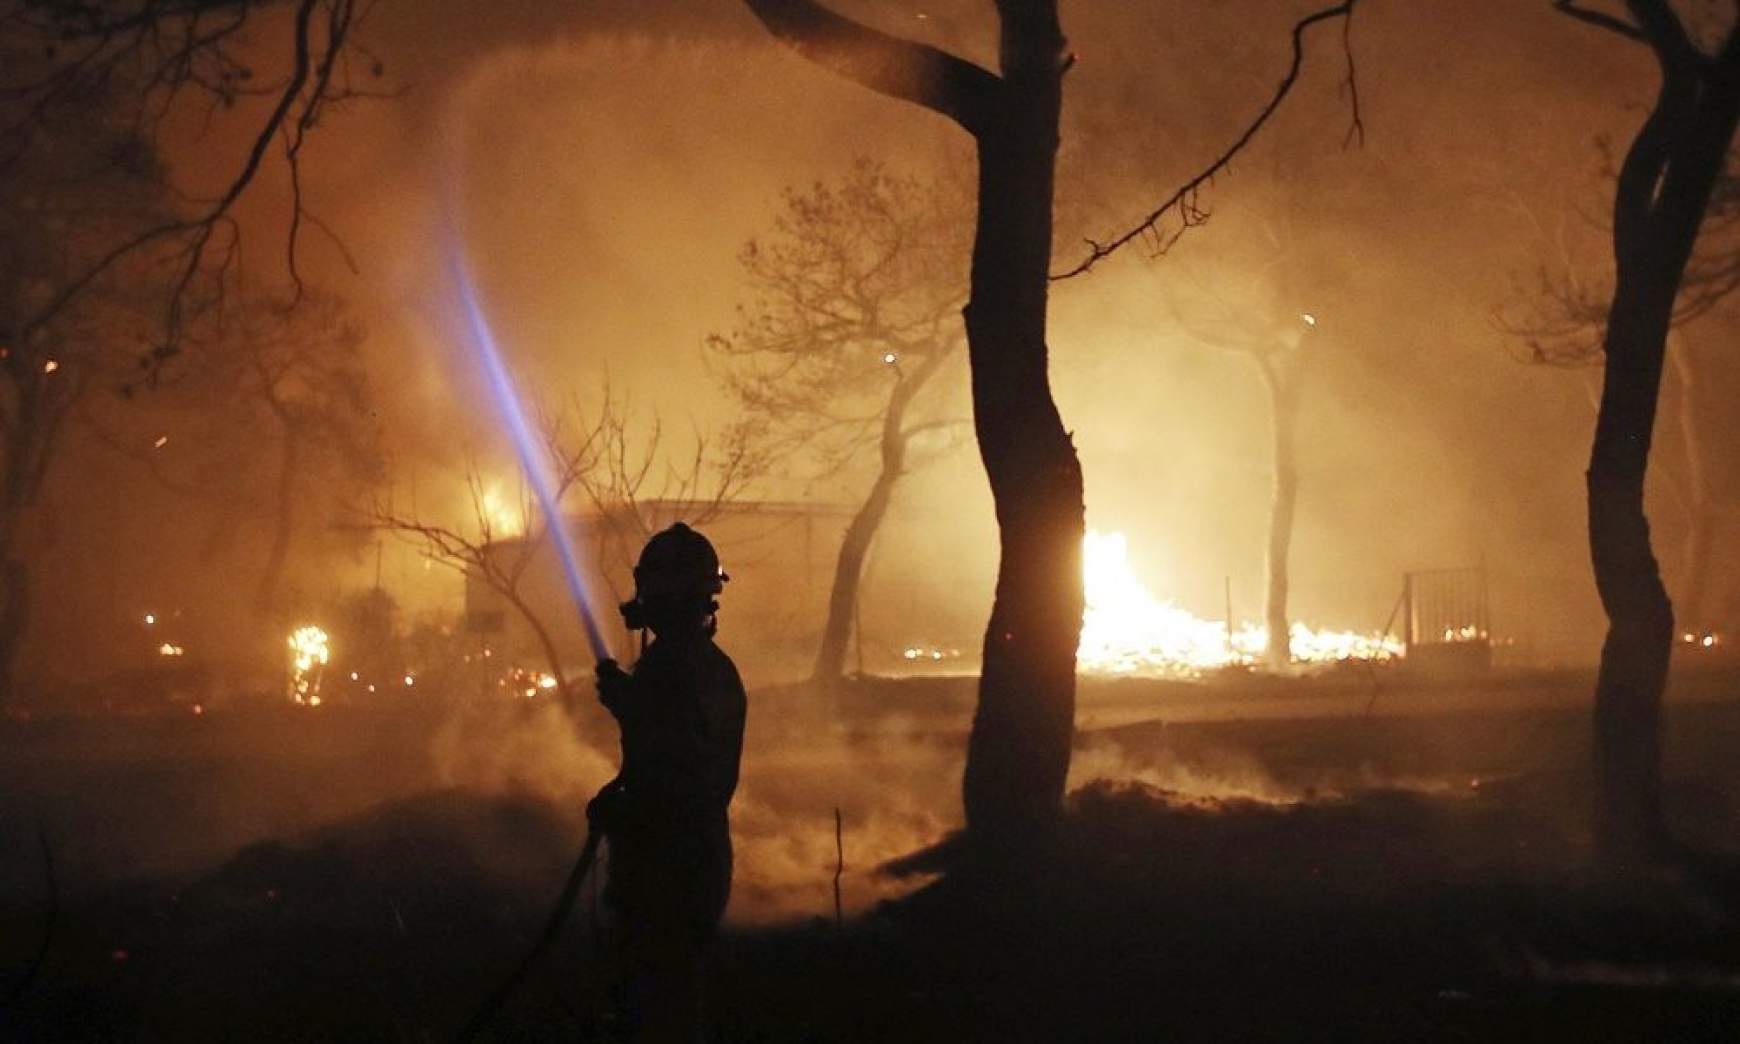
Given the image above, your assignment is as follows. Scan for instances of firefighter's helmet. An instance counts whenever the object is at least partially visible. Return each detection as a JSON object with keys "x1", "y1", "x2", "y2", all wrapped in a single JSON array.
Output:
[{"x1": 622, "y1": 522, "x2": 723, "y2": 612}]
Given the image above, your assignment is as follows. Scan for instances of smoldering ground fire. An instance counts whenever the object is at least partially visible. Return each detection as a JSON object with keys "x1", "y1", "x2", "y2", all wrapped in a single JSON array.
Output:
[{"x1": 6, "y1": 2, "x2": 1740, "y2": 1041}]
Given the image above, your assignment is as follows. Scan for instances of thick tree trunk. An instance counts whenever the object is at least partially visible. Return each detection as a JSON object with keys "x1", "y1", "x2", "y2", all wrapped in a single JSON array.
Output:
[
  {"x1": 738, "y1": 0, "x2": 1084, "y2": 844},
  {"x1": 1590, "y1": 54, "x2": 1740, "y2": 857},
  {"x1": 1590, "y1": 285, "x2": 1678, "y2": 857},
  {"x1": 1259, "y1": 359, "x2": 1300, "y2": 671},
  {"x1": 960, "y1": 6, "x2": 1084, "y2": 846}
]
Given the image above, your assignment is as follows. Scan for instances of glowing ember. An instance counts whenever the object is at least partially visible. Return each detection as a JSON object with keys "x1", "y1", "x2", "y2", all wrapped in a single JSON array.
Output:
[
  {"x1": 157, "y1": 643, "x2": 185, "y2": 657},
  {"x1": 902, "y1": 646, "x2": 960, "y2": 662},
  {"x1": 288, "y1": 625, "x2": 331, "y2": 704},
  {"x1": 505, "y1": 666, "x2": 561, "y2": 697},
  {"x1": 1077, "y1": 530, "x2": 1401, "y2": 675}
]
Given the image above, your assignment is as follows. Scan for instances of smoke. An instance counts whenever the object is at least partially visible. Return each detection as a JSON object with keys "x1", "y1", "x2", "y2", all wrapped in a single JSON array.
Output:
[
  {"x1": 414, "y1": 675, "x2": 1497, "y2": 928},
  {"x1": 427, "y1": 698, "x2": 616, "y2": 801},
  {"x1": 1069, "y1": 735, "x2": 1300, "y2": 806},
  {"x1": 417, "y1": 685, "x2": 962, "y2": 924}
]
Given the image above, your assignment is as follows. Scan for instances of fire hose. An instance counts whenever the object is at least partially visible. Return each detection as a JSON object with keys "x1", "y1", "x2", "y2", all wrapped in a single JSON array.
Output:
[{"x1": 451, "y1": 810, "x2": 605, "y2": 1043}]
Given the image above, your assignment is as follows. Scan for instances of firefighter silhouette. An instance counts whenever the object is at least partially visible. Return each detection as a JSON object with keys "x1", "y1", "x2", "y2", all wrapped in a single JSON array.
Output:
[{"x1": 591, "y1": 522, "x2": 746, "y2": 1042}]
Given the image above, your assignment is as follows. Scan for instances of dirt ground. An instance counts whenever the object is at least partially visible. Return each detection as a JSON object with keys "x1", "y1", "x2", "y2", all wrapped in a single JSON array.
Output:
[{"x1": 4, "y1": 663, "x2": 1740, "y2": 1041}]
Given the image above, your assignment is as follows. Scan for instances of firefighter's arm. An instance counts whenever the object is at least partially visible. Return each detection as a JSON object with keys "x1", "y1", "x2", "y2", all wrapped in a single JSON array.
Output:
[{"x1": 595, "y1": 658, "x2": 633, "y2": 718}]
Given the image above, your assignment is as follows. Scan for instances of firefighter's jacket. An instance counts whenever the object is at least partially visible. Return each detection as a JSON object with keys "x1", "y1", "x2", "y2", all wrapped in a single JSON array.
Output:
[{"x1": 599, "y1": 633, "x2": 746, "y2": 933}]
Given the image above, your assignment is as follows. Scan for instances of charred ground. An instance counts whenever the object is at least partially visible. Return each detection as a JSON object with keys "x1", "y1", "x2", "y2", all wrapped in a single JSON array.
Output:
[{"x1": 5, "y1": 666, "x2": 1740, "y2": 1041}]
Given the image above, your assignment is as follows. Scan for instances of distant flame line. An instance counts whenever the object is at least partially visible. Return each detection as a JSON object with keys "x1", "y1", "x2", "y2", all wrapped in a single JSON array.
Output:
[{"x1": 444, "y1": 240, "x2": 611, "y2": 664}]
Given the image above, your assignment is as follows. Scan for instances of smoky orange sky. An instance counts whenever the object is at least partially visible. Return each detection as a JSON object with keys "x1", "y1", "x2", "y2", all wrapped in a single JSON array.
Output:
[{"x1": 29, "y1": 0, "x2": 1740, "y2": 682}]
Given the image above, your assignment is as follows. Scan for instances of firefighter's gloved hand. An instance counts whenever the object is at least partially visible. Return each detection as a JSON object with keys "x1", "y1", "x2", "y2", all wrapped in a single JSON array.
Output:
[{"x1": 595, "y1": 658, "x2": 631, "y2": 714}]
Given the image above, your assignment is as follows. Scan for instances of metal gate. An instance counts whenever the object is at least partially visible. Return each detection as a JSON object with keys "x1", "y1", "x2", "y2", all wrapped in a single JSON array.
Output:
[{"x1": 1402, "y1": 566, "x2": 1491, "y2": 673}]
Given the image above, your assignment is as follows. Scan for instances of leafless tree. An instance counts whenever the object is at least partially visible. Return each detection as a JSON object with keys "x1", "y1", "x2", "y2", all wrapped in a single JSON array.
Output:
[
  {"x1": 1161, "y1": 213, "x2": 1323, "y2": 670},
  {"x1": 90, "y1": 289, "x2": 383, "y2": 614},
  {"x1": 742, "y1": 0, "x2": 1360, "y2": 844},
  {"x1": 2, "y1": 0, "x2": 380, "y2": 345},
  {"x1": 709, "y1": 158, "x2": 970, "y2": 684},
  {"x1": 557, "y1": 389, "x2": 767, "y2": 628},
  {"x1": 1501, "y1": 139, "x2": 1740, "y2": 642},
  {"x1": 371, "y1": 393, "x2": 762, "y2": 701},
  {"x1": 0, "y1": 68, "x2": 167, "y2": 704},
  {"x1": 0, "y1": 0, "x2": 372, "y2": 704},
  {"x1": 1550, "y1": 0, "x2": 1740, "y2": 858}
]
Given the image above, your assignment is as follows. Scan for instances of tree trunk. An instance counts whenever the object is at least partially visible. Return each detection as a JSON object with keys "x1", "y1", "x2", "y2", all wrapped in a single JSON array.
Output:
[
  {"x1": 813, "y1": 468, "x2": 897, "y2": 682},
  {"x1": 1259, "y1": 357, "x2": 1301, "y2": 671},
  {"x1": 738, "y1": 0, "x2": 1085, "y2": 845},
  {"x1": 257, "y1": 428, "x2": 300, "y2": 615},
  {"x1": 1590, "y1": 284, "x2": 1678, "y2": 856},
  {"x1": 1590, "y1": 54, "x2": 1740, "y2": 858},
  {"x1": 812, "y1": 350, "x2": 948, "y2": 684},
  {"x1": 960, "y1": 5, "x2": 1084, "y2": 846}
]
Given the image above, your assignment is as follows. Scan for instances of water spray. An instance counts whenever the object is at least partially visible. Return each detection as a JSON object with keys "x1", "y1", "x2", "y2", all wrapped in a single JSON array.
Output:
[
  {"x1": 446, "y1": 248, "x2": 612, "y2": 664},
  {"x1": 444, "y1": 241, "x2": 617, "y2": 1043}
]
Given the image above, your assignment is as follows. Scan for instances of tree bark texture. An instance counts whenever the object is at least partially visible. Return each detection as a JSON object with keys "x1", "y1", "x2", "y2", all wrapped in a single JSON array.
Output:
[
  {"x1": 1589, "y1": 25, "x2": 1740, "y2": 855},
  {"x1": 959, "y1": 3, "x2": 1083, "y2": 844},
  {"x1": 743, "y1": 0, "x2": 1085, "y2": 844}
]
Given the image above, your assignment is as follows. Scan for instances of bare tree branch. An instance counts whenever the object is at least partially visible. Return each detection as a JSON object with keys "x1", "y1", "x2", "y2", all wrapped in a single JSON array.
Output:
[
  {"x1": 1624, "y1": 0, "x2": 1707, "y2": 73},
  {"x1": 1053, "y1": 0, "x2": 1363, "y2": 280},
  {"x1": 9, "y1": 0, "x2": 372, "y2": 358}
]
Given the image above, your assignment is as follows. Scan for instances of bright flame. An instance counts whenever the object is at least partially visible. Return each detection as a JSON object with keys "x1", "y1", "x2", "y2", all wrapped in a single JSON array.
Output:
[
  {"x1": 288, "y1": 625, "x2": 331, "y2": 705},
  {"x1": 1076, "y1": 530, "x2": 1401, "y2": 675},
  {"x1": 157, "y1": 643, "x2": 185, "y2": 657},
  {"x1": 479, "y1": 485, "x2": 523, "y2": 539}
]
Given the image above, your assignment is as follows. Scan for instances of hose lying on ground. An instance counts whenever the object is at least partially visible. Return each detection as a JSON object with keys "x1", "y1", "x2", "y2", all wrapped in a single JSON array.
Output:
[{"x1": 452, "y1": 826, "x2": 603, "y2": 1043}]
